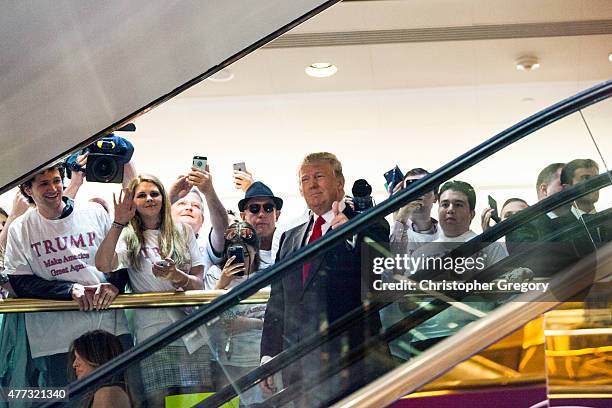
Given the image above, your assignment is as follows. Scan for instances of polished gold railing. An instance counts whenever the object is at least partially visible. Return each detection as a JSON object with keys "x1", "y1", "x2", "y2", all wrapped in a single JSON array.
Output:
[{"x1": 0, "y1": 289, "x2": 270, "y2": 313}]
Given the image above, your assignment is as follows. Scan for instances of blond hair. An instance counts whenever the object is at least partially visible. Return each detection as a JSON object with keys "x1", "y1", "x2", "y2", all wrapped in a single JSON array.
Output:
[
  {"x1": 123, "y1": 174, "x2": 191, "y2": 270},
  {"x1": 299, "y1": 152, "x2": 344, "y2": 180}
]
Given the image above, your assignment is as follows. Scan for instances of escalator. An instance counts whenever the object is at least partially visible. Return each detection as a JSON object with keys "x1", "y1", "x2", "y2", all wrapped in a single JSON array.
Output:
[{"x1": 17, "y1": 80, "x2": 607, "y2": 407}]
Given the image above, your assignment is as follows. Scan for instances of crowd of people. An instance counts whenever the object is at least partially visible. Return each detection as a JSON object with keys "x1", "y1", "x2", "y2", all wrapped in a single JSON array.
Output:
[{"x1": 0, "y1": 148, "x2": 607, "y2": 407}]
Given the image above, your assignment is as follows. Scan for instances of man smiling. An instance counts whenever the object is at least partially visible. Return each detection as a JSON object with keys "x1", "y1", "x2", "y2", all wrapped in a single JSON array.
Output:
[{"x1": 4, "y1": 164, "x2": 129, "y2": 387}]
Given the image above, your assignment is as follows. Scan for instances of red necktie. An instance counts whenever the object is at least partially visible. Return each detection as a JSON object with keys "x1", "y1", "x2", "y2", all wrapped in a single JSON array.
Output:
[{"x1": 302, "y1": 216, "x2": 325, "y2": 285}]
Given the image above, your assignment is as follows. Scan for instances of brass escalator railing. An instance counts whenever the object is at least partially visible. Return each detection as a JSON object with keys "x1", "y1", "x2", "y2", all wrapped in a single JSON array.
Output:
[{"x1": 0, "y1": 289, "x2": 270, "y2": 313}]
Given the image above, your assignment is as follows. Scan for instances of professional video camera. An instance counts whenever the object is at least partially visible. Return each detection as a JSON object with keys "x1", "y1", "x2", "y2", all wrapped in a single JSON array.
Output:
[{"x1": 65, "y1": 124, "x2": 135, "y2": 183}]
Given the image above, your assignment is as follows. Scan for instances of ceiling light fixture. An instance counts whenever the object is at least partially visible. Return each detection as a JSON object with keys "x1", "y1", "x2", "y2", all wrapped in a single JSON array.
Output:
[
  {"x1": 608, "y1": 52, "x2": 612, "y2": 62},
  {"x1": 208, "y1": 68, "x2": 234, "y2": 82},
  {"x1": 305, "y1": 62, "x2": 337, "y2": 78},
  {"x1": 515, "y1": 56, "x2": 540, "y2": 71}
]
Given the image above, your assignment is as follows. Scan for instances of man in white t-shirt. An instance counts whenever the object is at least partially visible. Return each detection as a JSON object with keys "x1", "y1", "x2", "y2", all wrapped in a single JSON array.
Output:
[
  {"x1": 434, "y1": 180, "x2": 507, "y2": 266},
  {"x1": 4, "y1": 164, "x2": 129, "y2": 387},
  {"x1": 169, "y1": 166, "x2": 229, "y2": 270},
  {"x1": 390, "y1": 168, "x2": 441, "y2": 251}
]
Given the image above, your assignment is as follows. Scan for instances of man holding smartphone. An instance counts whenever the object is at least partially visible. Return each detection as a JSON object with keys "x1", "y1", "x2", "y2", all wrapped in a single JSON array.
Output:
[
  {"x1": 169, "y1": 157, "x2": 230, "y2": 271},
  {"x1": 390, "y1": 168, "x2": 441, "y2": 251}
]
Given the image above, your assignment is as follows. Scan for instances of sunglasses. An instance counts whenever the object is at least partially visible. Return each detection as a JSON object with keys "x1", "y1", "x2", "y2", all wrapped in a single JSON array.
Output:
[
  {"x1": 224, "y1": 225, "x2": 255, "y2": 241},
  {"x1": 247, "y1": 203, "x2": 275, "y2": 214}
]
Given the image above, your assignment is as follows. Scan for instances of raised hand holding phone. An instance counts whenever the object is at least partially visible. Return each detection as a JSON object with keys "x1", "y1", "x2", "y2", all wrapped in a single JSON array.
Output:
[{"x1": 188, "y1": 156, "x2": 213, "y2": 194}]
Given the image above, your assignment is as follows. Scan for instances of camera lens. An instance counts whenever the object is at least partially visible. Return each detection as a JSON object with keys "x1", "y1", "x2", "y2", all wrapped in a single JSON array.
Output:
[
  {"x1": 92, "y1": 157, "x2": 118, "y2": 182},
  {"x1": 196, "y1": 161, "x2": 202, "y2": 167}
]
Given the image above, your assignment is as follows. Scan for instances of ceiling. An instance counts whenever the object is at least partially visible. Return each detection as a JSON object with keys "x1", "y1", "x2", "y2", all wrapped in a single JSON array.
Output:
[{"x1": 1, "y1": 0, "x2": 611, "y2": 228}]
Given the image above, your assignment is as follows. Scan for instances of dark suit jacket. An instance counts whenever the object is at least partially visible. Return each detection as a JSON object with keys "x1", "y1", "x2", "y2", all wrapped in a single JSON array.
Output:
[
  {"x1": 261, "y1": 206, "x2": 391, "y2": 404},
  {"x1": 506, "y1": 209, "x2": 610, "y2": 277}
]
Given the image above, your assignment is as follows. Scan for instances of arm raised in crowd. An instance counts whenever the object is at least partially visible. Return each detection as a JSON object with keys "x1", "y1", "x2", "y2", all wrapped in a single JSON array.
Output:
[
  {"x1": 187, "y1": 165, "x2": 229, "y2": 254},
  {"x1": 95, "y1": 188, "x2": 135, "y2": 272},
  {"x1": 0, "y1": 191, "x2": 30, "y2": 255}
]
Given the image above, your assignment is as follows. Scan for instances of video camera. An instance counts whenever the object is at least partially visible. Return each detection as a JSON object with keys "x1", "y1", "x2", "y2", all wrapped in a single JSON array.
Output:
[{"x1": 65, "y1": 124, "x2": 135, "y2": 183}]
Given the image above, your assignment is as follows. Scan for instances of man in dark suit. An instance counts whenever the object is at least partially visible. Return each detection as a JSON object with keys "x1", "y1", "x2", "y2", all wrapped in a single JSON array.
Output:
[
  {"x1": 507, "y1": 159, "x2": 606, "y2": 277},
  {"x1": 260, "y1": 152, "x2": 391, "y2": 407}
]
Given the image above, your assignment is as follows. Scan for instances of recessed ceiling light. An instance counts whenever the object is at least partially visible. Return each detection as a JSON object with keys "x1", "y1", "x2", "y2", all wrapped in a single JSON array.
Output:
[
  {"x1": 208, "y1": 68, "x2": 234, "y2": 82},
  {"x1": 305, "y1": 62, "x2": 337, "y2": 78},
  {"x1": 516, "y1": 56, "x2": 540, "y2": 71}
]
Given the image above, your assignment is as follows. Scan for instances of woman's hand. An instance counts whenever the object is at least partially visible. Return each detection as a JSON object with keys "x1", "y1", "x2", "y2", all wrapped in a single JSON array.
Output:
[
  {"x1": 113, "y1": 188, "x2": 136, "y2": 225},
  {"x1": 216, "y1": 256, "x2": 245, "y2": 289},
  {"x1": 151, "y1": 257, "x2": 183, "y2": 281}
]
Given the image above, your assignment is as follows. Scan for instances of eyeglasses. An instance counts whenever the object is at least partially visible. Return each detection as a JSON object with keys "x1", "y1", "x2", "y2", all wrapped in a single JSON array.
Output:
[
  {"x1": 224, "y1": 224, "x2": 255, "y2": 241},
  {"x1": 247, "y1": 203, "x2": 275, "y2": 214}
]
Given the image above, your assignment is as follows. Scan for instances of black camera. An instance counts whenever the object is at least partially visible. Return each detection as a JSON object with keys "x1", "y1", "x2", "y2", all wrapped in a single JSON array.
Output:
[
  {"x1": 65, "y1": 124, "x2": 135, "y2": 183},
  {"x1": 86, "y1": 136, "x2": 134, "y2": 183}
]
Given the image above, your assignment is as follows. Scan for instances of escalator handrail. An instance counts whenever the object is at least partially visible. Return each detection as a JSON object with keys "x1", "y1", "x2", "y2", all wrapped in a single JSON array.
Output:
[
  {"x1": 331, "y1": 241, "x2": 612, "y2": 408},
  {"x1": 49, "y1": 79, "x2": 612, "y2": 406}
]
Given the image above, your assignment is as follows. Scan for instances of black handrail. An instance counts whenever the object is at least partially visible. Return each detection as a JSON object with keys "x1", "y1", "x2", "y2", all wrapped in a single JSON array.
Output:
[{"x1": 43, "y1": 79, "x2": 612, "y2": 407}]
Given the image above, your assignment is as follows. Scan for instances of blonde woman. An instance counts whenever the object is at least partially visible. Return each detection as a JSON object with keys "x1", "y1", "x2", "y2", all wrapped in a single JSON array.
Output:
[{"x1": 96, "y1": 174, "x2": 212, "y2": 407}]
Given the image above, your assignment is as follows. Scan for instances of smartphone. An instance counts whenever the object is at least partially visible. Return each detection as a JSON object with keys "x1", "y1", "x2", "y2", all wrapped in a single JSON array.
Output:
[
  {"x1": 384, "y1": 166, "x2": 404, "y2": 194},
  {"x1": 192, "y1": 156, "x2": 207, "y2": 170},
  {"x1": 154, "y1": 260, "x2": 171, "y2": 268},
  {"x1": 233, "y1": 162, "x2": 247, "y2": 173},
  {"x1": 488, "y1": 195, "x2": 501, "y2": 223},
  {"x1": 227, "y1": 246, "x2": 246, "y2": 276}
]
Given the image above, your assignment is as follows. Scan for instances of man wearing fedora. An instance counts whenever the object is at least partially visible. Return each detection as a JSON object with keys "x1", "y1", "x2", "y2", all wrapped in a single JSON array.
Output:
[{"x1": 238, "y1": 181, "x2": 283, "y2": 267}]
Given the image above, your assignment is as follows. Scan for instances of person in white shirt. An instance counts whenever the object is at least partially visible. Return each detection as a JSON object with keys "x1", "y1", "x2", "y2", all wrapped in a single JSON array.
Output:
[
  {"x1": 435, "y1": 180, "x2": 507, "y2": 266},
  {"x1": 168, "y1": 165, "x2": 229, "y2": 269},
  {"x1": 390, "y1": 168, "x2": 441, "y2": 250},
  {"x1": 95, "y1": 174, "x2": 211, "y2": 407},
  {"x1": 4, "y1": 164, "x2": 130, "y2": 387}
]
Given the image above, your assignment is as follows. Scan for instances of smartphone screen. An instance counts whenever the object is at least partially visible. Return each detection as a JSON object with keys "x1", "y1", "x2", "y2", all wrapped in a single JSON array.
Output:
[
  {"x1": 384, "y1": 166, "x2": 404, "y2": 193},
  {"x1": 233, "y1": 162, "x2": 247, "y2": 173},
  {"x1": 227, "y1": 246, "x2": 245, "y2": 276},
  {"x1": 488, "y1": 195, "x2": 501, "y2": 223},
  {"x1": 193, "y1": 156, "x2": 207, "y2": 170}
]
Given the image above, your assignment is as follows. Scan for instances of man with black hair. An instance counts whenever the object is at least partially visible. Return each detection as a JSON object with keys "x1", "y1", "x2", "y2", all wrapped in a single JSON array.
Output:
[
  {"x1": 432, "y1": 180, "x2": 507, "y2": 267},
  {"x1": 4, "y1": 164, "x2": 130, "y2": 387}
]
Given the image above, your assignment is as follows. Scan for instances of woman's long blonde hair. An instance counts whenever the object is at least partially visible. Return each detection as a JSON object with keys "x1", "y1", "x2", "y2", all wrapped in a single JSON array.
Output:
[{"x1": 123, "y1": 174, "x2": 190, "y2": 270}]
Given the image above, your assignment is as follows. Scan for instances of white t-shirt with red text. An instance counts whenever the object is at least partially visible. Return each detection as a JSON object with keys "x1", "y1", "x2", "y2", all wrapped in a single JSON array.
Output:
[
  {"x1": 116, "y1": 228, "x2": 208, "y2": 353},
  {"x1": 4, "y1": 202, "x2": 129, "y2": 358}
]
